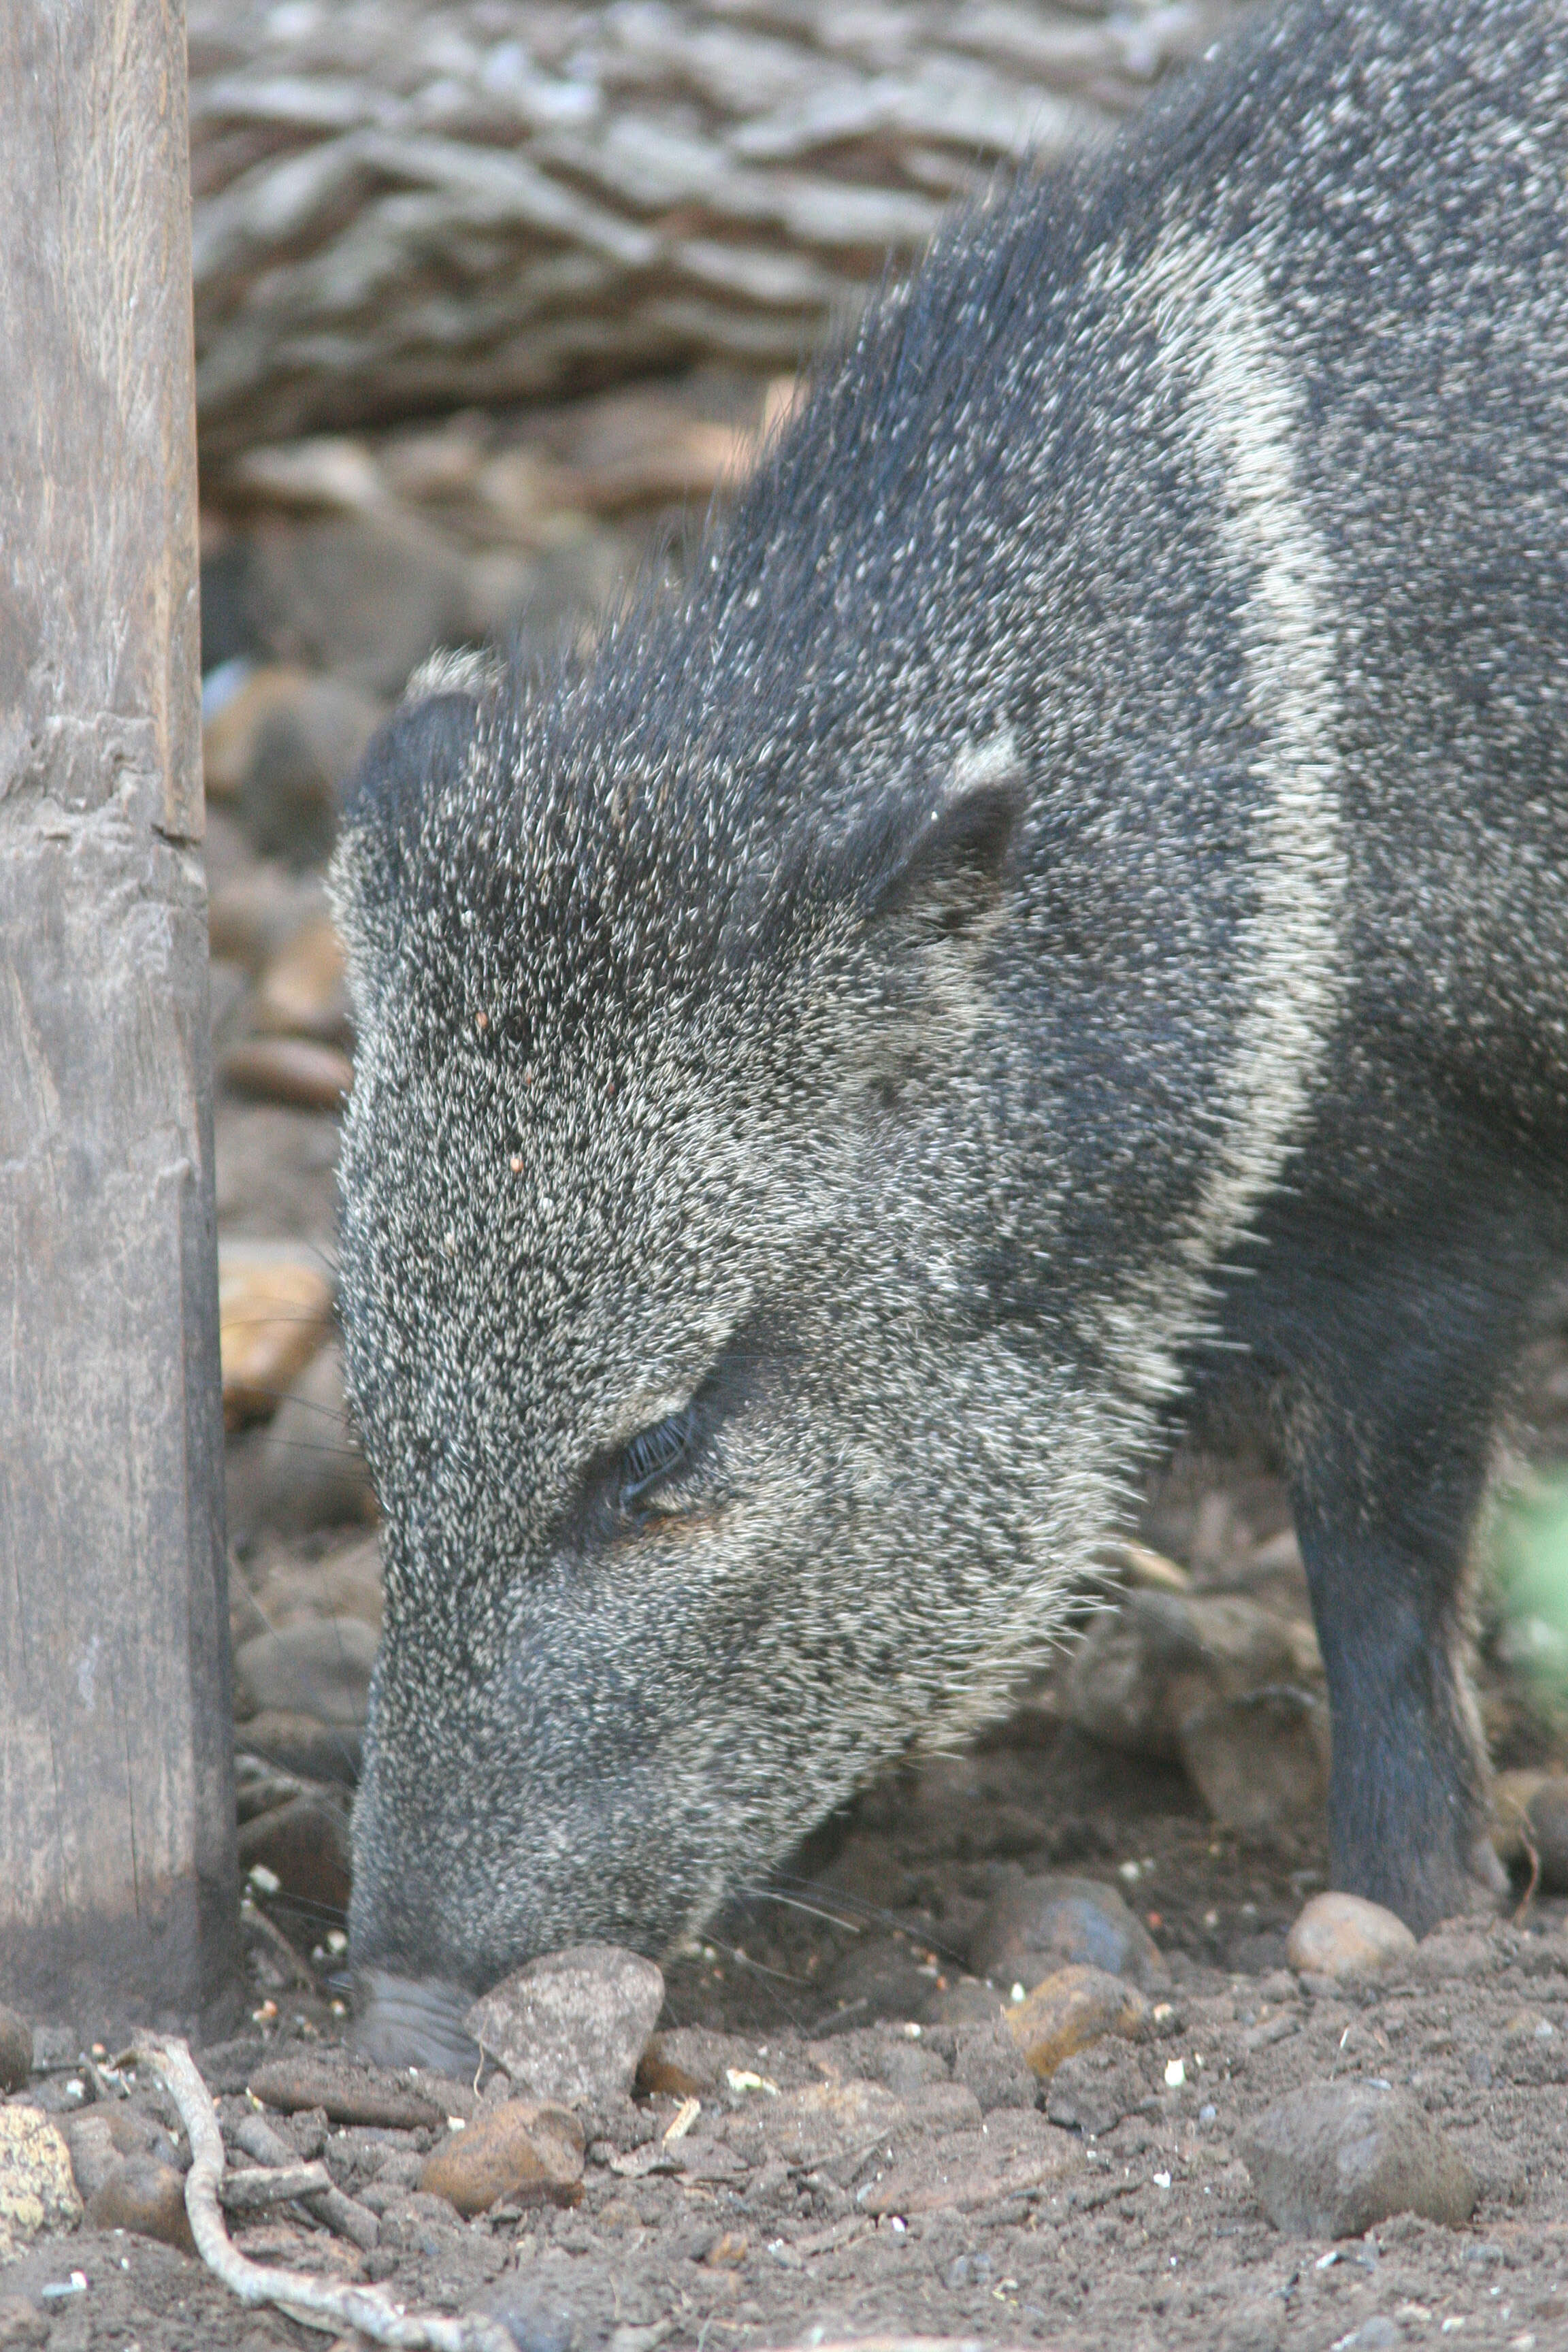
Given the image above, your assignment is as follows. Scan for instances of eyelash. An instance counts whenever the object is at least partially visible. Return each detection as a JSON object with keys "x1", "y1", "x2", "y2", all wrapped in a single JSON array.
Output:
[{"x1": 617, "y1": 1405, "x2": 700, "y2": 1518}]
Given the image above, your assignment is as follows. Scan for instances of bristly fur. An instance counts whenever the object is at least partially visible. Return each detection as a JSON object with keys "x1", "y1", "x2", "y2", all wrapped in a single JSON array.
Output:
[{"x1": 331, "y1": 0, "x2": 1568, "y2": 2044}]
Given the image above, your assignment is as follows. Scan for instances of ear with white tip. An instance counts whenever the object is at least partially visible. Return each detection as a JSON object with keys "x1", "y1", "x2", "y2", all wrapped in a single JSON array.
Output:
[
  {"x1": 869, "y1": 773, "x2": 1021, "y2": 945},
  {"x1": 825, "y1": 755, "x2": 1024, "y2": 1083}
]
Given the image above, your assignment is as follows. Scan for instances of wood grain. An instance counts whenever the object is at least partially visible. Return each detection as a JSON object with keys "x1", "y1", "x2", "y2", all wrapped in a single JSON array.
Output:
[
  {"x1": 186, "y1": 0, "x2": 1252, "y2": 464},
  {"x1": 0, "y1": 0, "x2": 238, "y2": 2029}
]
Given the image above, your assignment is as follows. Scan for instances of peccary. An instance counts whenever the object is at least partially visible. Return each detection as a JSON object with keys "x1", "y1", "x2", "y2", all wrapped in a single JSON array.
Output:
[{"x1": 332, "y1": 0, "x2": 1568, "y2": 2061}]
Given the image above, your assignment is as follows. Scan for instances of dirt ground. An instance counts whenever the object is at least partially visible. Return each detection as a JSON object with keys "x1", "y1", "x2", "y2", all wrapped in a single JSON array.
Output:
[
  {"x1": 9, "y1": 1695, "x2": 1568, "y2": 2352},
  {"x1": 9, "y1": 369, "x2": 1568, "y2": 2352}
]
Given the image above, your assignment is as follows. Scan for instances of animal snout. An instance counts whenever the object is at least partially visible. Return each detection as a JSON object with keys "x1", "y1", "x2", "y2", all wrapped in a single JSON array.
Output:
[{"x1": 350, "y1": 1965, "x2": 483, "y2": 2074}]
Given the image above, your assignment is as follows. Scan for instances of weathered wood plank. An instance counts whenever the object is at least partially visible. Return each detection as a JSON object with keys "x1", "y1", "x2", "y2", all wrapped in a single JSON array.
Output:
[{"x1": 0, "y1": 0, "x2": 238, "y2": 2030}]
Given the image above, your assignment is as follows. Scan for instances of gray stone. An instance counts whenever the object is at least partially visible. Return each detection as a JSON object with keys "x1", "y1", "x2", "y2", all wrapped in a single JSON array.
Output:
[
  {"x1": 949, "y1": 2019, "x2": 1039, "y2": 2111},
  {"x1": 968, "y1": 1869, "x2": 1169, "y2": 1993},
  {"x1": 466, "y1": 1945, "x2": 665, "y2": 2109},
  {"x1": 1043, "y1": 2039, "x2": 1152, "y2": 2136},
  {"x1": 1286, "y1": 1893, "x2": 1417, "y2": 1982},
  {"x1": 1239, "y1": 2082, "x2": 1477, "y2": 2237},
  {"x1": 1063, "y1": 1588, "x2": 1320, "y2": 1763},
  {"x1": 233, "y1": 1616, "x2": 377, "y2": 1728},
  {"x1": 237, "y1": 673, "x2": 382, "y2": 868},
  {"x1": 244, "y1": 506, "x2": 476, "y2": 698},
  {"x1": 255, "y1": 1343, "x2": 378, "y2": 1535},
  {"x1": 0, "y1": 2008, "x2": 31, "y2": 2095},
  {"x1": 1177, "y1": 1684, "x2": 1331, "y2": 1835}
]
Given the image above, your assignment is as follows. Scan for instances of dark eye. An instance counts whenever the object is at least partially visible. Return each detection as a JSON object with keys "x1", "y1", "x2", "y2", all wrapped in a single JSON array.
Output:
[{"x1": 617, "y1": 1405, "x2": 700, "y2": 1518}]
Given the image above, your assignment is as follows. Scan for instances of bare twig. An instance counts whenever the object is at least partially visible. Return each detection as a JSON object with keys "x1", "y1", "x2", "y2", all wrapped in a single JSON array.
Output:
[{"x1": 132, "y1": 2036, "x2": 512, "y2": 2352}]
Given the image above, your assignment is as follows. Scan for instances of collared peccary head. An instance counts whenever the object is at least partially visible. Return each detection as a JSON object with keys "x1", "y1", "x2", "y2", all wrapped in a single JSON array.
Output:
[
  {"x1": 330, "y1": 1, "x2": 1372, "y2": 2055},
  {"x1": 331, "y1": 668, "x2": 1147, "y2": 2056}
]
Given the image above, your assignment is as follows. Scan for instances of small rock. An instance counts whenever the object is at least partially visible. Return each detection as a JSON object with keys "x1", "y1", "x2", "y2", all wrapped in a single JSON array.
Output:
[
  {"x1": 208, "y1": 868, "x2": 329, "y2": 975},
  {"x1": 233, "y1": 1617, "x2": 377, "y2": 1727},
  {"x1": 856, "y1": 2114, "x2": 1080, "y2": 2217},
  {"x1": 203, "y1": 664, "x2": 320, "y2": 800},
  {"x1": 237, "y1": 1790, "x2": 353, "y2": 1915},
  {"x1": 0, "y1": 2300, "x2": 48, "y2": 2350},
  {"x1": 1064, "y1": 1588, "x2": 1320, "y2": 1761},
  {"x1": 88, "y1": 2156, "x2": 197, "y2": 2255},
  {"x1": 419, "y1": 2102, "x2": 584, "y2": 2217},
  {"x1": 221, "y1": 1035, "x2": 354, "y2": 1111},
  {"x1": 240, "y1": 678, "x2": 382, "y2": 868},
  {"x1": 236, "y1": 1710, "x2": 361, "y2": 1786},
  {"x1": 466, "y1": 1945, "x2": 665, "y2": 2108},
  {"x1": 1286, "y1": 1893, "x2": 1416, "y2": 1981},
  {"x1": 968, "y1": 1870, "x2": 1169, "y2": 1993},
  {"x1": 63, "y1": 2112, "x2": 119, "y2": 2200},
  {"x1": 231, "y1": 437, "x2": 387, "y2": 512},
  {"x1": 252, "y1": 913, "x2": 353, "y2": 1044},
  {"x1": 248, "y1": 2057, "x2": 442, "y2": 2131},
  {"x1": 1043, "y1": 2039, "x2": 1152, "y2": 2137},
  {"x1": 253, "y1": 1343, "x2": 377, "y2": 1535},
  {"x1": 0, "y1": 2108, "x2": 82, "y2": 2258},
  {"x1": 636, "y1": 2027, "x2": 767, "y2": 2100},
  {"x1": 218, "y1": 1247, "x2": 334, "y2": 1429},
  {"x1": 246, "y1": 506, "x2": 477, "y2": 697},
  {"x1": 474, "y1": 2276, "x2": 580, "y2": 2352},
  {"x1": 1525, "y1": 1779, "x2": 1568, "y2": 1892},
  {"x1": 948, "y1": 2019, "x2": 1038, "y2": 2112},
  {"x1": 1239, "y1": 2082, "x2": 1476, "y2": 2236},
  {"x1": 0, "y1": 2008, "x2": 31, "y2": 2095},
  {"x1": 1177, "y1": 1685, "x2": 1330, "y2": 1835},
  {"x1": 923, "y1": 1975, "x2": 1007, "y2": 2025},
  {"x1": 1006, "y1": 1963, "x2": 1151, "y2": 2080}
]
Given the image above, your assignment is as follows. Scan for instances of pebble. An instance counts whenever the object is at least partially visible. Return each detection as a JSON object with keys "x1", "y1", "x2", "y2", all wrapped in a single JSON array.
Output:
[
  {"x1": 947, "y1": 2019, "x2": 1039, "y2": 2112},
  {"x1": 0, "y1": 2109, "x2": 82, "y2": 2259},
  {"x1": 419, "y1": 2101, "x2": 584, "y2": 2217},
  {"x1": 253, "y1": 1343, "x2": 377, "y2": 1535},
  {"x1": 1043, "y1": 2040, "x2": 1151, "y2": 2136},
  {"x1": 63, "y1": 2112, "x2": 119, "y2": 2200},
  {"x1": 1177, "y1": 1684, "x2": 1331, "y2": 1835},
  {"x1": 233, "y1": 1617, "x2": 378, "y2": 1727},
  {"x1": 237, "y1": 1788, "x2": 353, "y2": 1914},
  {"x1": 1286, "y1": 1893, "x2": 1416, "y2": 1981},
  {"x1": 1063, "y1": 1588, "x2": 1319, "y2": 1762},
  {"x1": 1525, "y1": 1778, "x2": 1568, "y2": 1893},
  {"x1": 248, "y1": 2057, "x2": 442, "y2": 2131},
  {"x1": 466, "y1": 1944, "x2": 666, "y2": 2108},
  {"x1": 88, "y1": 2156, "x2": 197, "y2": 2255},
  {"x1": 252, "y1": 913, "x2": 354, "y2": 1045},
  {"x1": 0, "y1": 2008, "x2": 31, "y2": 2095},
  {"x1": 203, "y1": 664, "x2": 322, "y2": 799},
  {"x1": 636, "y1": 2027, "x2": 767, "y2": 2100},
  {"x1": 221, "y1": 1035, "x2": 354, "y2": 1111},
  {"x1": 1239, "y1": 2082, "x2": 1476, "y2": 2236},
  {"x1": 238, "y1": 677, "x2": 382, "y2": 868},
  {"x1": 207, "y1": 868, "x2": 329, "y2": 976},
  {"x1": 1005, "y1": 1963, "x2": 1151, "y2": 2080},
  {"x1": 244, "y1": 504, "x2": 478, "y2": 697},
  {"x1": 218, "y1": 1247, "x2": 334, "y2": 1429},
  {"x1": 968, "y1": 1870, "x2": 1169, "y2": 1992},
  {"x1": 236, "y1": 1710, "x2": 361, "y2": 1785},
  {"x1": 0, "y1": 2301, "x2": 48, "y2": 2350}
]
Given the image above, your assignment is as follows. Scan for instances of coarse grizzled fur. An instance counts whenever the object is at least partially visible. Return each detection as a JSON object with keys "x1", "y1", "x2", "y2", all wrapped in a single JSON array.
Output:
[{"x1": 332, "y1": 0, "x2": 1568, "y2": 2061}]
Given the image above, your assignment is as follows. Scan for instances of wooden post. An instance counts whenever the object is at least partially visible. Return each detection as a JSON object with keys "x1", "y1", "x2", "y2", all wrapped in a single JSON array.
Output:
[{"x1": 0, "y1": 2, "x2": 238, "y2": 2030}]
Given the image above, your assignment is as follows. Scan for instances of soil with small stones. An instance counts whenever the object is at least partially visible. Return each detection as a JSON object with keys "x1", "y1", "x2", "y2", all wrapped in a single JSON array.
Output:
[
  {"x1": 12, "y1": 364, "x2": 1568, "y2": 2351},
  {"x1": 10, "y1": 1725, "x2": 1568, "y2": 2352}
]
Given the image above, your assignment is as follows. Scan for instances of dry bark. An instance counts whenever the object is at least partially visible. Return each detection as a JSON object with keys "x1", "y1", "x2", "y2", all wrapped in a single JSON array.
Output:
[{"x1": 189, "y1": 0, "x2": 1250, "y2": 460}]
